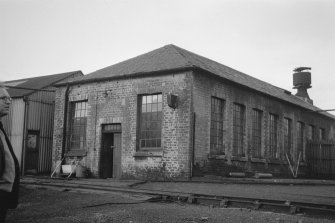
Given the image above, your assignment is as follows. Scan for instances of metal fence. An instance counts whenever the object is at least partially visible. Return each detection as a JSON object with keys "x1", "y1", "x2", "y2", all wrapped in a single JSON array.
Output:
[{"x1": 306, "y1": 140, "x2": 335, "y2": 178}]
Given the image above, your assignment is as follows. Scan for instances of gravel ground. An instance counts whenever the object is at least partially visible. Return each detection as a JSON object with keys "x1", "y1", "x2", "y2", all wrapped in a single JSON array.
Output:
[{"x1": 6, "y1": 187, "x2": 334, "y2": 223}]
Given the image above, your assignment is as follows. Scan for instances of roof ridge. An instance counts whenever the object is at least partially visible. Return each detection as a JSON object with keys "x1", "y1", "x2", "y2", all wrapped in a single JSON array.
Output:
[
  {"x1": 84, "y1": 45, "x2": 196, "y2": 79},
  {"x1": 167, "y1": 45, "x2": 235, "y2": 77},
  {"x1": 87, "y1": 46, "x2": 179, "y2": 76},
  {"x1": 167, "y1": 44, "x2": 196, "y2": 68}
]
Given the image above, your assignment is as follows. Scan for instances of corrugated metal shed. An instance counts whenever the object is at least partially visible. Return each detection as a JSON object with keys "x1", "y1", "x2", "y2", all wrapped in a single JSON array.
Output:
[
  {"x1": 6, "y1": 71, "x2": 82, "y2": 98},
  {"x1": 3, "y1": 71, "x2": 83, "y2": 174},
  {"x1": 3, "y1": 98, "x2": 25, "y2": 167},
  {"x1": 25, "y1": 89, "x2": 55, "y2": 173}
]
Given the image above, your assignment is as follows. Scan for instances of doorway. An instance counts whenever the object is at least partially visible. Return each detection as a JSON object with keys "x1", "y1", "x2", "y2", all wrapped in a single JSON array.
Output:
[
  {"x1": 100, "y1": 124, "x2": 122, "y2": 178},
  {"x1": 25, "y1": 130, "x2": 39, "y2": 174}
]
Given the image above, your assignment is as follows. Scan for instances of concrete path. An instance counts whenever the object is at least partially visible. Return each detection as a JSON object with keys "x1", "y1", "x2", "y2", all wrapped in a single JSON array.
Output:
[{"x1": 21, "y1": 176, "x2": 335, "y2": 206}]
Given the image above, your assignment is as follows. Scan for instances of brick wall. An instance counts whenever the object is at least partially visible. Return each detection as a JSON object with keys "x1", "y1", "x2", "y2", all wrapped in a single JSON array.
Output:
[
  {"x1": 52, "y1": 72, "x2": 193, "y2": 179},
  {"x1": 52, "y1": 70, "x2": 335, "y2": 179},
  {"x1": 192, "y1": 71, "x2": 335, "y2": 177},
  {"x1": 52, "y1": 87, "x2": 67, "y2": 171}
]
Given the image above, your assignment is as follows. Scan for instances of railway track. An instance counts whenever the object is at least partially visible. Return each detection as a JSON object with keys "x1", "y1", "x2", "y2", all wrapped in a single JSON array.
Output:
[{"x1": 21, "y1": 180, "x2": 335, "y2": 219}]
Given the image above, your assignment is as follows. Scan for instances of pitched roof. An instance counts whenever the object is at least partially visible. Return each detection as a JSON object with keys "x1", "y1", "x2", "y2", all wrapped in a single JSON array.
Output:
[
  {"x1": 63, "y1": 44, "x2": 334, "y2": 119},
  {"x1": 4, "y1": 70, "x2": 83, "y2": 98}
]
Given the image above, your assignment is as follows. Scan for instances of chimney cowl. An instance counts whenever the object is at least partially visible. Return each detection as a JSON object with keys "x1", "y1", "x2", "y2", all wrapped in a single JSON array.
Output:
[{"x1": 293, "y1": 67, "x2": 313, "y2": 104}]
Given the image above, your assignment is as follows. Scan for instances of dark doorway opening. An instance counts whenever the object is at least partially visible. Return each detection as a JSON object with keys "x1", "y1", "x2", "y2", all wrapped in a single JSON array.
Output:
[
  {"x1": 25, "y1": 130, "x2": 40, "y2": 174},
  {"x1": 100, "y1": 124, "x2": 121, "y2": 178}
]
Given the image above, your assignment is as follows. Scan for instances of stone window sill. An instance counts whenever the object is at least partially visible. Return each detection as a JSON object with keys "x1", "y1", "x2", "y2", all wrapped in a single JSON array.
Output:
[
  {"x1": 267, "y1": 158, "x2": 281, "y2": 164},
  {"x1": 65, "y1": 149, "x2": 87, "y2": 157},
  {"x1": 134, "y1": 150, "x2": 163, "y2": 157},
  {"x1": 209, "y1": 154, "x2": 226, "y2": 160},
  {"x1": 231, "y1": 156, "x2": 248, "y2": 162},
  {"x1": 250, "y1": 158, "x2": 266, "y2": 163}
]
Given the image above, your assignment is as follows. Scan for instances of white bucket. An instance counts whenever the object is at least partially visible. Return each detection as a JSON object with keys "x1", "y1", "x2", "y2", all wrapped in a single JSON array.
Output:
[{"x1": 62, "y1": 165, "x2": 76, "y2": 174}]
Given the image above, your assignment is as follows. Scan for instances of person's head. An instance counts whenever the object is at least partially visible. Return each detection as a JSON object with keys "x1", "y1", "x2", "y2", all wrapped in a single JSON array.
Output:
[{"x1": 0, "y1": 82, "x2": 11, "y2": 118}]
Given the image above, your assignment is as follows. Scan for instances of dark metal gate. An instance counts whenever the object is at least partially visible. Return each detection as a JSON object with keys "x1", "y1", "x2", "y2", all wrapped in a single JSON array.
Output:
[{"x1": 306, "y1": 140, "x2": 335, "y2": 178}]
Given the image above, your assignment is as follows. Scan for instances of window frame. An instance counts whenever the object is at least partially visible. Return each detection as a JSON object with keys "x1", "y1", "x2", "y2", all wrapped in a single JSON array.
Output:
[
  {"x1": 307, "y1": 125, "x2": 315, "y2": 141},
  {"x1": 67, "y1": 100, "x2": 88, "y2": 151},
  {"x1": 210, "y1": 97, "x2": 225, "y2": 156},
  {"x1": 251, "y1": 109, "x2": 262, "y2": 158},
  {"x1": 283, "y1": 118, "x2": 292, "y2": 157},
  {"x1": 232, "y1": 103, "x2": 246, "y2": 157},
  {"x1": 319, "y1": 128, "x2": 326, "y2": 140},
  {"x1": 137, "y1": 93, "x2": 163, "y2": 151},
  {"x1": 296, "y1": 121, "x2": 304, "y2": 159},
  {"x1": 268, "y1": 113, "x2": 278, "y2": 159}
]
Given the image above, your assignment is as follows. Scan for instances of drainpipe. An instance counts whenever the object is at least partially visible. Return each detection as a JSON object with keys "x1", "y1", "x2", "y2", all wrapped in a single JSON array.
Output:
[
  {"x1": 21, "y1": 96, "x2": 29, "y2": 176},
  {"x1": 189, "y1": 112, "x2": 196, "y2": 179},
  {"x1": 61, "y1": 85, "x2": 70, "y2": 162}
]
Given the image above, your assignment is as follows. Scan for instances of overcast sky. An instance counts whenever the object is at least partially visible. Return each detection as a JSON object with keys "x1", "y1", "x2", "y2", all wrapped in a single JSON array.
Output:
[{"x1": 1, "y1": 0, "x2": 334, "y2": 114}]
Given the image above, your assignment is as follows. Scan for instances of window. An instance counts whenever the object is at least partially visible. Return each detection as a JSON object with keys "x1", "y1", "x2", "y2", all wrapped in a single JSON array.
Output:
[
  {"x1": 319, "y1": 128, "x2": 326, "y2": 140},
  {"x1": 251, "y1": 109, "x2": 262, "y2": 158},
  {"x1": 307, "y1": 125, "x2": 315, "y2": 141},
  {"x1": 283, "y1": 118, "x2": 292, "y2": 157},
  {"x1": 233, "y1": 103, "x2": 245, "y2": 156},
  {"x1": 210, "y1": 97, "x2": 225, "y2": 155},
  {"x1": 269, "y1": 113, "x2": 278, "y2": 159},
  {"x1": 139, "y1": 94, "x2": 162, "y2": 149},
  {"x1": 297, "y1": 122, "x2": 304, "y2": 159},
  {"x1": 68, "y1": 101, "x2": 88, "y2": 150}
]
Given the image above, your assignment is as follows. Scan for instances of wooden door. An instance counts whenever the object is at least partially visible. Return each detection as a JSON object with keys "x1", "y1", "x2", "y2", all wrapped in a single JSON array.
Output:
[
  {"x1": 100, "y1": 133, "x2": 114, "y2": 178},
  {"x1": 113, "y1": 133, "x2": 121, "y2": 178}
]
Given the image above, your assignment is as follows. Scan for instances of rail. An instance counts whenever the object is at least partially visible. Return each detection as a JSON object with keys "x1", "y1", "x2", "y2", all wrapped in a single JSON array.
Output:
[{"x1": 22, "y1": 180, "x2": 335, "y2": 219}]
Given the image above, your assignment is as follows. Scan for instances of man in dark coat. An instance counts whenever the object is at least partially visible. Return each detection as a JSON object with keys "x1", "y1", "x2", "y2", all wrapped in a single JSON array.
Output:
[{"x1": 0, "y1": 84, "x2": 20, "y2": 222}]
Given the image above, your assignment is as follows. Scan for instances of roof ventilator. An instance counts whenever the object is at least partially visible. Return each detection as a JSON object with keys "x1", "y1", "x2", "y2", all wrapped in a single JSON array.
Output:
[{"x1": 293, "y1": 67, "x2": 313, "y2": 104}]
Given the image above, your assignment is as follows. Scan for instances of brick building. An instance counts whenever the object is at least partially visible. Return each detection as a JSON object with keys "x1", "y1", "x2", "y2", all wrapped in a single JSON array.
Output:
[{"x1": 52, "y1": 44, "x2": 335, "y2": 179}]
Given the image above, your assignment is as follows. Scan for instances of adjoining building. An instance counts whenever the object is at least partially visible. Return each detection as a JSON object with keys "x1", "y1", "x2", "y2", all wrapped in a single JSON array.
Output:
[
  {"x1": 2, "y1": 71, "x2": 83, "y2": 175},
  {"x1": 52, "y1": 45, "x2": 335, "y2": 179}
]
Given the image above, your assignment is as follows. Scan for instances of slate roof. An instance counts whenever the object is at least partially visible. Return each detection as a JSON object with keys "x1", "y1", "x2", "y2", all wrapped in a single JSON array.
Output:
[
  {"x1": 61, "y1": 44, "x2": 334, "y2": 119},
  {"x1": 4, "y1": 70, "x2": 83, "y2": 98}
]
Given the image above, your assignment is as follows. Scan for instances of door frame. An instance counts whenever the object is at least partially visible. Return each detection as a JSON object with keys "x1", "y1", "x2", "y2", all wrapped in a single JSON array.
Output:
[
  {"x1": 24, "y1": 130, "x2": 40, "y2": 174},
  {"x1": 100, "y1": 123, "x2": 122, "y2": 178}
]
